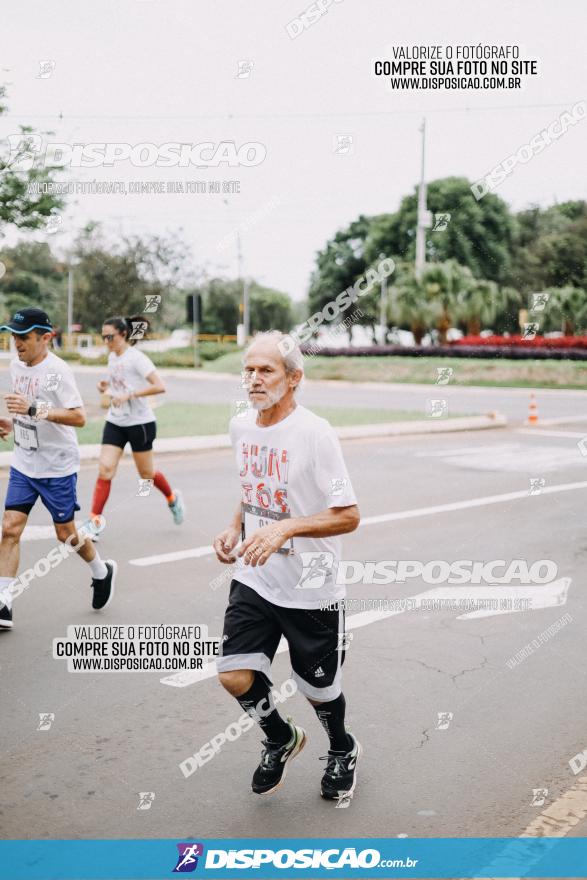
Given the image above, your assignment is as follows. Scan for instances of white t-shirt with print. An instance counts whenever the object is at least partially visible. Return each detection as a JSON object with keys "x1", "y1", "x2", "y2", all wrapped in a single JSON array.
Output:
[
  {"x1": 106, "y1": 347, "x2": 156, "y2": 427},
  {"x1": 229, "y1": 405, "x2": 358, "y2": 610},
  {"x1": 9, "y1": 351, "x2": 83, "y2": 479}
]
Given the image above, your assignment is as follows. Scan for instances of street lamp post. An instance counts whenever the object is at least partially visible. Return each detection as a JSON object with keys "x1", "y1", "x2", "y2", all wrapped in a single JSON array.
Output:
[
  {"x1": 415, "y1": 118, "x2": 431, "y2": 280},
  {"x1": 67, "y1": 265, "x2": 74, "y2": 343},
  {"x1": 379, "y1": 252, "x2": 388, "y2": 344},
  {"x1": 192, "y1": 292, "x2": 200, "y2": 368}
]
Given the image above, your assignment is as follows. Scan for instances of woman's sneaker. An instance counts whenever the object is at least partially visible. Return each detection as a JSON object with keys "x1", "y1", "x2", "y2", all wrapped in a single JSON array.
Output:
[
  {"x1": 78, "y1": 516, "x2": 104, "y2": 543},
  {"x1": 252, "y1": 719, "x2": 306, "y2": 795},
  {"x1": 168, "y1": 490, "x2": 185, "y2": 525},
  {"x1": 319, "y1": 732, "x2": 362, "y2": 800}
]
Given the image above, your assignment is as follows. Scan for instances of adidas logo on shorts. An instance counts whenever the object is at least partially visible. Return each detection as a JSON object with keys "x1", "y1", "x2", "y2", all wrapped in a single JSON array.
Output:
[{"x1": 314, "y1": 666, "x2": 325, "y2": 678}]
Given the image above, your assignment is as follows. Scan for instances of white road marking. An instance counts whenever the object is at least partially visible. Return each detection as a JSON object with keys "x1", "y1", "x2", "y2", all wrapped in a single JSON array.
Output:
[
  {"x1": 161, "y1": 637, "x2": 288, "y2": 688},
  {"x1": 131, "y1": 545, "x2": 214, "y2": 566},
  {"x1": 522, "y1": 775, "x2": 587, "y2": 837},
  {"x1": 160, "y1": 579, "x2": 571, "y2": 687},
  {"x1": 359, "y1": 480, "x2": 587, "y2": 527},
  {"x1": 456, "y1": 578, "x2": 570, "y2": 619},
  {"x1": 20, "y1": 521, "x2": 97, "y2": 542},
  {"x1": 475, "y1": 776, "x2": 587, "y2": 878},
  {"x1": 20, "y1": 525, "x2": 58, "y2": 542},
  {"x1": 135, "y1": 479, "x2": 587, "y2": 568}
]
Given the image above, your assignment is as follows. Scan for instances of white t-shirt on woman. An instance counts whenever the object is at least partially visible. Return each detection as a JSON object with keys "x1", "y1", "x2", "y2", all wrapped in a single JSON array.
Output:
[{"x1": 106, "y1": 347, "x2": 157, "y2": 427}]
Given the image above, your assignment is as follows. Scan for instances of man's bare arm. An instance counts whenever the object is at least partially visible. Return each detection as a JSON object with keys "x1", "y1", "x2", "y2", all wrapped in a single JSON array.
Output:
[
  {"x1": 238, "y1": 505, "x2": 360, "y2": 567},
  {"x1": 285, "y1": 505, "x2": 360, "y2": 540},
  {"x1": 45, "y1": 406, "x2": 86, "y2": 428},
  {"x1": 213, "y1": 503, "x2": 242, "y2": 563}
]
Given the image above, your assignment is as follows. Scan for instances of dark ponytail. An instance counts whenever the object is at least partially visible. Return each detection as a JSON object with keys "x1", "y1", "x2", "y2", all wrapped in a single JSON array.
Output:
[{"x1": 103, "y1": 314, "x2": 150, "y2": 346}]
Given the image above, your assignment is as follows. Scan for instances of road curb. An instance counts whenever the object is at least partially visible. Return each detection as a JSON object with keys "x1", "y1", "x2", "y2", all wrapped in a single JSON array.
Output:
[
  {"x1": 0, "y1": 413, "x2": 507, "y2": 468},
  {"x1": 332, "y1": 412, "x2": 507, "y2": 439}
]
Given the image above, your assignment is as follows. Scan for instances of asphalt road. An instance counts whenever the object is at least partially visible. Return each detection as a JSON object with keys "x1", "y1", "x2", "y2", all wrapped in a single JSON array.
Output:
[
  {"x1": 59, "y1": 365, "x2": 587, "y2": 424},
  {"x1": 2, "y1": 422, "x2": 587, "y2": 842},
  {"x1": 0, "y1": 359, "x2": 584, "y2": 424}
]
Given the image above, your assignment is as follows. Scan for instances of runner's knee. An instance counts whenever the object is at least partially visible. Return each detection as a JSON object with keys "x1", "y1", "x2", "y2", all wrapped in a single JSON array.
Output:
[
  {"x1": 98, "y1": 466, "x2": 116, "y2": 480},
  {"x1": 54, "y1": 523, "x2": 75, "y2": 545},
  {"x1": 1, "y1": 515, "x2": 25, "y2": 544},
  {"x1": 218, "y1": 669, "x2": 254, "y2": 696}
]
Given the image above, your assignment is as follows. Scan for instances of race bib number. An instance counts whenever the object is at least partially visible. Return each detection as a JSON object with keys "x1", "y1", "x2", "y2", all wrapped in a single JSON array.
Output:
[
  {"x1": 13, "y1": 419, "x2": 39, "y2": 451},
  {"x1": 241, "y1": 503, "x2": 294, "y2": 556}
]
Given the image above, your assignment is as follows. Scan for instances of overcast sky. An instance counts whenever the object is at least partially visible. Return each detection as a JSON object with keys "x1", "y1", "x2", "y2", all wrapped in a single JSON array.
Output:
[{"x1": 2, "y1": 0, "x2": 585, "y2": 300}]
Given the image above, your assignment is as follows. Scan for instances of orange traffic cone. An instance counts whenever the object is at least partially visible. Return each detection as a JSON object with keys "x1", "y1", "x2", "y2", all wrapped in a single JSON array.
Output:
[{"x1": 528, "y1": 393, "x2": 538, "y2": 425}]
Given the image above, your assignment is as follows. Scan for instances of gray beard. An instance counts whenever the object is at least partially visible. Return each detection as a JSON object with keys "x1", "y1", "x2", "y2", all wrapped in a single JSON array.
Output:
[{"x1": 250, "y1": 377, "x2": 289, "y2": 410}]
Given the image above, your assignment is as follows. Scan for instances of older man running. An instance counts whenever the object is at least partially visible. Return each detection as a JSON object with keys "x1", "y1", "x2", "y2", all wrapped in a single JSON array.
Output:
[{"x1": 213, "y1": 331, "x2": 361, "y2": 800}]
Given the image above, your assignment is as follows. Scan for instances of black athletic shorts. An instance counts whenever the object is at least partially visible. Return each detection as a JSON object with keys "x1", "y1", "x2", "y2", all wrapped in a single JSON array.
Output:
[
  {"x1": 102, "y1": 420, "x2": 156, "y2": 452},
  {"x1": 217, "y1": 579, "x2": 346, "y2": 700}
]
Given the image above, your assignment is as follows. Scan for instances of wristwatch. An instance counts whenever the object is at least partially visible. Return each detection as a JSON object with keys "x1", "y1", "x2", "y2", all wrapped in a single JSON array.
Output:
[{"x1": 27, "y1": 404, "x2": 37, "y2": 418}]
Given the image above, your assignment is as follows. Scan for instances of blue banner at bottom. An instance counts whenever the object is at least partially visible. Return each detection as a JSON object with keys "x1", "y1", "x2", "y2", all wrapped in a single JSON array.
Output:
[{"x1": 1, "y1": 837, "x2": 586, "y2": 879}]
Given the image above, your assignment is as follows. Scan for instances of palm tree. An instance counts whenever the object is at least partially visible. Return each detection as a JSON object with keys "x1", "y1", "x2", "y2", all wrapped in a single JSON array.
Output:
[
  {"x1": 394, "y1": 271, "x2": 434, "y2": 345},
  {"x1": 543, "y1": 286, "x2": 587, "y2": 336},
  {"x1": 458, "y1": 278, "x2": 499, "y2": 336},
  {"x1": 421, "y1": 261, "x2": 474, "y2": 343}
]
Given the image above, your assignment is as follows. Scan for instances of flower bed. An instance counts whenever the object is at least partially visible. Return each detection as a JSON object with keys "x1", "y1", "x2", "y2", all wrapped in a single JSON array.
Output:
[
  {"x1": 453, "y1": 335, "x2": 587, "y2": 349},
  {"x1": 299, "y1": 344, "x2": 587, "y2": 360}
]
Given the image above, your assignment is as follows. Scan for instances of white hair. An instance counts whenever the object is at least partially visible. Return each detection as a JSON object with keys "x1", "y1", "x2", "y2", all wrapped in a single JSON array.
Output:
[{"x1": 244, "y1": 330, "x2": 304, "y2": 391}]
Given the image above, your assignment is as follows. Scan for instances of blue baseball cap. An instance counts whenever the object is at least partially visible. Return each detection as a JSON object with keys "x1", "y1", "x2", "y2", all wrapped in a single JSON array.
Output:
[{"x1": 0, "y1": 307, "x2": 53, "y2": 334}]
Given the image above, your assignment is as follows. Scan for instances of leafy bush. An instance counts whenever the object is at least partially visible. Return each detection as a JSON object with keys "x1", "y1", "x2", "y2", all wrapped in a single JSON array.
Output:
[{"x1": 198, "y1": 341, "x2": 239, "y2": 361}]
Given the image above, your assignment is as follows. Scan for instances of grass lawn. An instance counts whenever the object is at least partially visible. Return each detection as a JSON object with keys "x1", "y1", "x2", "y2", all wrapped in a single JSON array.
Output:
[
  {"x1": 68, "y1": 344, "x2": 587, "y2": 388},
  {"x1": 0, "y1": 403, "x2": 438, "y2": 450},
  {"x1": 76, "y1": 345, "x2": 239, "y2": 369},
  {"x1": 202, "y1": 351, "x2": 587, "y2": 389}
]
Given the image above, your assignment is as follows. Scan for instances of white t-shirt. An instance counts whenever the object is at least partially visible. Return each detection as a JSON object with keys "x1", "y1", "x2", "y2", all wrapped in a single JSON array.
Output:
[
  {"x1": 9, "y1": 351, "x2": 83, "y2": 479},
  {"x1": 229, "y1": 405, "x2": 358, "y2": 609},
  {"x1": 106, "y1": 347, "x2": 156, "y2": 427}
]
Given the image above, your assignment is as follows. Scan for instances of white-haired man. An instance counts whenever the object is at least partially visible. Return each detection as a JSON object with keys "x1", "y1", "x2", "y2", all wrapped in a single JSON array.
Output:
[{"x1": 213, "y1": 331, "x2": 361, "y2": 799}]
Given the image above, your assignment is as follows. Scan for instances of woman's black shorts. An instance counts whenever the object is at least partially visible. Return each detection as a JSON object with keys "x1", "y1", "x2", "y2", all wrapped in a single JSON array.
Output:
[{"x1": 102, "y1": 420, "x2": 157, "y2": 452}]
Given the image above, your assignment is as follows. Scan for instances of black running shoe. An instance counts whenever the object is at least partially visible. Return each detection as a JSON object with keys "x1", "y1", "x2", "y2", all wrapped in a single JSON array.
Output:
[
  {"x1": 252, "y1": 719, "x2": 306, "y2": 795},
  {"x1": 0, "y1": 602, "x2": 13, "y2": 629},
  {"x1": 319, "y1": 732, "x2": 362, "y2": 800},
  {"x1": 91, "y1": 560, "x2": 117, "y2": 611}
]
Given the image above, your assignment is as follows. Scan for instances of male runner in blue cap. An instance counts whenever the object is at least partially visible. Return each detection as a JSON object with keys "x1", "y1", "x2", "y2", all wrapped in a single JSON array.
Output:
[{"x1": 0, "y1": 308, "x2": 116, "y2": 629}]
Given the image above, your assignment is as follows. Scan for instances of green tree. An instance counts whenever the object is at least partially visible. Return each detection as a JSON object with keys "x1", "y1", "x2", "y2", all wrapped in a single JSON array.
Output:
[
  {"x1": 458, "y1": 277, "x2": 499, "y2": 336},
  {"x1": 0, "y1": 87, "x2": 65, "y2": 236},
  {"x1": 492, "y1": 286, "x2": 523, "y2": 336},
  {"x1": 71, "y1": 224, "x2": 188, "y2": 332},
  {"x1": 307, "y1": 215, "x2": 372, "y2": 332},
  {"x1": 304, "y1": 178, "x2": 516, "y2": 342},
  {"x1": 393, "y1": 260, "x2": 501, "y2": 343},
  {"x1": 415, "y1": 260, "x2": 474, "y2": 343},
  {"x1": 541, "y1": 286, "x2": 587, "y2": 336},
  {"x1": 249, "y1": 284, "x2": 292, "y2": 333},
  {"x1": 199, "y1": 278, "x2": 241, "y2": 334},
  {"x1": 0, "y1": 241, "x2": 67, "y2": 324},
  {"x1": 507, "y1": 202, "x2": 587, "y2": 294},
  {"x1": 394, "y1": 269, "x2": 434, "y2": 345},
  {"x1": 364, "y1": 177, "x2": 515, "y2": 284},
  {"x1": 196, "y1": 278, "x2": 293, "y2": 335}
]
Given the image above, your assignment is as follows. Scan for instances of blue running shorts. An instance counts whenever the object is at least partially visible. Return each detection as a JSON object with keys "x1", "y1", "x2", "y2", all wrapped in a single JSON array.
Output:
[{"x1": 5, "y1": 467, "x2": 80, "y2": 523}]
